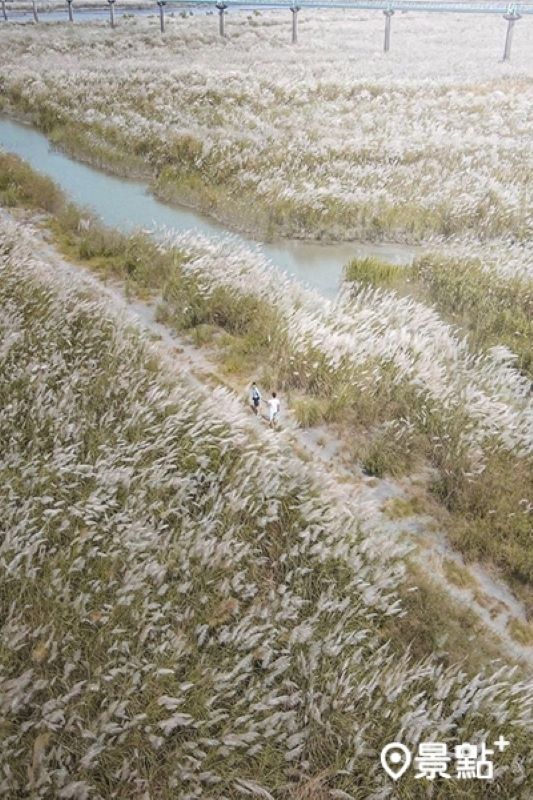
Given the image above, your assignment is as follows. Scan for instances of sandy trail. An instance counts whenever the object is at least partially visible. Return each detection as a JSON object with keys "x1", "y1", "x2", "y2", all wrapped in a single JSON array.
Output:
[{"x1": 5, "y1": 207, "x2": 531, "y2": 670}]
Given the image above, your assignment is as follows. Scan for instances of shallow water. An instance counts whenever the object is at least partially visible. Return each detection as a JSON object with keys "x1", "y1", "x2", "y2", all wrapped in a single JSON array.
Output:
[{"x1": 0, "y1": 116, "x2": 417, "y2": 297}]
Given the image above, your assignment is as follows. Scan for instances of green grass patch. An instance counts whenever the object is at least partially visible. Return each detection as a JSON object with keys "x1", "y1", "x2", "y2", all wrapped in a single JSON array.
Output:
[
  {"x1": 358, "y1": 420, "x2": 423, "y2": 479},
  {"x1": 442, "y1": 558, "x2": 478, "y2": 591},
  {"x1": 508, "y1": 618, "x2": 533, "y2": 647},
  {"x1": 433, "y1": 448, "x2": 533, "y2": 586},
  {"x1": 344, "y1": 255, "x2": 408, "y2": 287},
  {"x1": 413, "y1": 253, "x2": 533, "y2": 376},
  {"x1": 0, "y1": 151, "x2": 64, "y2": 213},
  {"x1": 384, "y1": 495, "x2": 427, "y2": 519},
  {"x1": 292, "y1": 395, "x2": 330, "y2": 427},
  {"x1": 384, "y1": 563, "x2": 506, "y2": 670}
]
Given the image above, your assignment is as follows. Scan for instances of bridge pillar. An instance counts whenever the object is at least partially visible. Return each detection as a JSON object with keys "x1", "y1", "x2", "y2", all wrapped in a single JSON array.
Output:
[
  {"x1": 383, "y1": 8, "x2": 394, "y2": 53},
  {"x1": 502, "y1": 11, "x2": 520, "y2": 61},
  {"x1": 216, "y1": 3, "x2": 227, "y2": 37},
  {"x1": 158, "y1": 0, "x2": 166, "y2": 33},
  {"x1": 1, "y1": 0, "x2": 7, "y2": 20},
  {"x1": 108, "y1": 0, "x2": 115, "y2": 28},
  {"x1": 291, "y1": 6, "x2": 300, "y2": 44},
  {"x1": 32, "y1": 0, "x2": 39, "y2": 22},
  {"x1": 66, "y1": 0, "x2": 74, "y2": 22}
]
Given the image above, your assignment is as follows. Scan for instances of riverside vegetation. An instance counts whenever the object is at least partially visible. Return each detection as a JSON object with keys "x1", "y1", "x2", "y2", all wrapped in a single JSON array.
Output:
[
  {"x1": 1, "y1": 12, "x2": 532, "y2": 797},
  {"x1": 344, "y1": 252, "x2": 533, "y2": 378},
  {"x1": 1, "y1": 153, "x2": 531, "y2": 603},
  {"x1": 0, "y1": 11, "x2": 531, "y2": 242},
  {"x1": 1, "y1": 215, "x2": 533, "y2": 800}
]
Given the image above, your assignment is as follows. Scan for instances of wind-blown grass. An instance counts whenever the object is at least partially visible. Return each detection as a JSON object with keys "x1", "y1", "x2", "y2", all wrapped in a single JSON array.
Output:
[
  {"x1": 1, "y1": 149, "x2": 531, "y2": 587},
  {"x1": 0, "y1": 11, "x2": 531, "y2": 242},
  {"x1": 411, "y1": 252, "x2": 533, "y2": 377},
  {"x1": 127, "y1": 229, "x2": 533, "y2": 585},
  {"x1": 1, "y1": 218, "x2": 533, "y2": 799},
  {"x1": 345, "y1": 248, "x2": 533, "y2": 378}
]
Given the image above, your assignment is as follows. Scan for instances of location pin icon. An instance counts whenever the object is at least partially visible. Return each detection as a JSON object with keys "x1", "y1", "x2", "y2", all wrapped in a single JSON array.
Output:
[{"x1": 381, "y1": 742, "x2": 411, "y2": 781}]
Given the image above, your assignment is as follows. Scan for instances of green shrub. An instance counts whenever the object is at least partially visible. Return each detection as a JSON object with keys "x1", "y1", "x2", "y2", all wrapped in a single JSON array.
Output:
[{"x1": 0, "y1": 152, "x2": 64, "y2": 213}]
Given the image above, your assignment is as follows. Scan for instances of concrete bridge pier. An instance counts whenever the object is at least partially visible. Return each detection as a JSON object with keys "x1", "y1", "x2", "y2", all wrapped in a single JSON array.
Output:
[
  {"x1": 216, "y1": 3, "x2": 228, "y2": 37},
  {"x1": 502, "y1": 11, "x2": 520, "y2": 60},
  {"x1": 383, "y1": 8, "x2": 394, "y2": 52},
  {"x1": 66, "y1": 0, "x2": 74, "y2": 22},
  {"x1": 158, "y1": 0, "x2": 166, "y2": 33},
  {"x1": 32, "y1": 0, "x2": 39, "y2": 22},
  {"x1": 291, "y1": 6, "x2": 300, "y2": 44},
  {"x1": 1, "y1": 0, "x2": 7, "y2": 21},
  {"x1": 108, "y1": 0, "x2": 115, "y2": 28}
]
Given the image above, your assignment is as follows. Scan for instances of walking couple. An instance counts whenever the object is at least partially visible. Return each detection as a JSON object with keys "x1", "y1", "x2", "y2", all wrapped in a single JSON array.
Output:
[{"x1": 251, "y1": 382, "x2": 280, "y2": 428}]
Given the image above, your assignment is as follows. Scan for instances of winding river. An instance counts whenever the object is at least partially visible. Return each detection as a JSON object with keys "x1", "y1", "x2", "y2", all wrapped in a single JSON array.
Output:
[{"x1": 0, "y1": 117, "x2": 417, "y2": 297}]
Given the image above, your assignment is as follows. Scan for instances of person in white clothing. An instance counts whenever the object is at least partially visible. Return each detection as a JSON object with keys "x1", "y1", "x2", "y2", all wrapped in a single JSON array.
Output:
[{"x1": 268, "y1": 392, "x2": 280, "y2": 428}]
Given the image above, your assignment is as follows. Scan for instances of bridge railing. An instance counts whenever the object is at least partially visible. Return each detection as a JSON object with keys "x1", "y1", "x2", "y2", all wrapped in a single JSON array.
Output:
[
  {"x1": 2, "y1": 0, "x2": 531, "y2": 60},
  {"x1": 167, "y1": 0, "x2": 533, "y2": 11}
]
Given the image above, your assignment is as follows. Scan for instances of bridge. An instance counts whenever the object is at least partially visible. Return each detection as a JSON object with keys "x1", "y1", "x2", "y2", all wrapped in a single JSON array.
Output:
[
  {"x1": 2, "y1": 0, "x2": 531, "y2": 60},
  {"x1": 171, "y1": 1, "x2": 533, "y2": 12}
]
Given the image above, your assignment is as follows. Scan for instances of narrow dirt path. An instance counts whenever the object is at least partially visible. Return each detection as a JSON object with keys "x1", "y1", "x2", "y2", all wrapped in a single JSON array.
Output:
[{"x1": 7, "y1": 208, "x2": 532, "y2": 670}]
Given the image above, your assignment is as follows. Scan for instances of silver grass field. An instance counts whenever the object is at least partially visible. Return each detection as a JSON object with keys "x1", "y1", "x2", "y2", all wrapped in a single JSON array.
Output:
[
  {"x1": 0, "y1": 11, "x2": 531, "y2": 242},
  {"x1": 0, "y1": 7, "x2": 533, "y2": 799},
  {"x1": 1, "y1": 220, "x2": 532, "y2": 798}
]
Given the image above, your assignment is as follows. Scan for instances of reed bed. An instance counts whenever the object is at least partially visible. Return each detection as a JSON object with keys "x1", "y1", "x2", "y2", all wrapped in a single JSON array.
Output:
[
  {"x1": 344, "y1": 243, "x2": 533, "y2": 376},
  {"x1": 1, "y1": 217, "x2": 533, "y2": 799},
  {"x1": 1, "y1": 144, "x2": 531, "y2": 586},
  {"x1": 1, "y1": 11, "x2": 531, "y2": 242},
  {"x1": 166, "y1": 229, "x2": 533, "y2": 581},
  {"x1": 162, "y1": 229, "x2": 532, "y2": 456}
]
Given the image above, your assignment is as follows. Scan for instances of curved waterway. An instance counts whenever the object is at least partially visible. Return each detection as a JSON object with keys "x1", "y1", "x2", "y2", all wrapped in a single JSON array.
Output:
[{"x1": 0, "y1": 117, "x2": 417, "y2": 297}]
